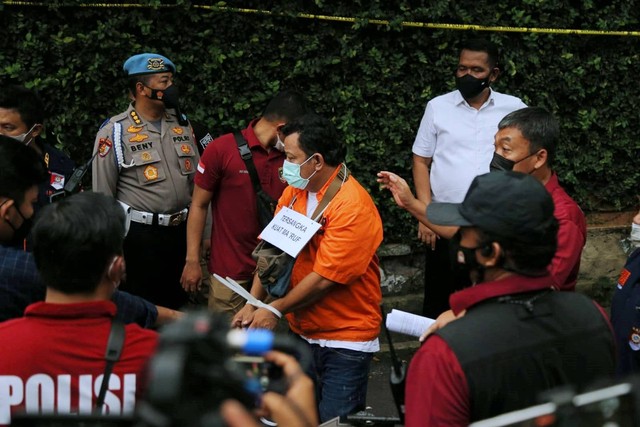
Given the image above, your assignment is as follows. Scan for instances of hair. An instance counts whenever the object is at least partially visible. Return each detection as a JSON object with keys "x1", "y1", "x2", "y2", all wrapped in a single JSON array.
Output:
[
  {"x1": 32, "y1": 192, "x2": 126, "y2": 294},
  {"x1": 476, "y1": 220, "x2": 558, "y2": 277},
  {"x1": 262, "y1": 90, "x2": 309, "y2": 123},
  {"x1": 459, "y1": 38, "x2": 500, "y2": 69},
  {"x1": 0, "y1": 137, "x2": 48, "y2": 204},
  {"x1": 281, "y1": 113, "x2": 346, "y2": 167},
  {"x1": 127, "y1": 74, "x2": 154, "y2": 96},
  {"x1": 498, "y1": 107, "x2": 560, "y2": 165},
  {"x1": 0, "y1": 85, "x2": 46, "y2": 128}
]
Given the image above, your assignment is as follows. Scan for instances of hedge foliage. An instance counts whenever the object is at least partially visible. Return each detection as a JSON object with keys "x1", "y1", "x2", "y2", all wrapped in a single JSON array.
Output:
[{"x1": 1, "y1": 0, "x2": 638, "y2": 244}]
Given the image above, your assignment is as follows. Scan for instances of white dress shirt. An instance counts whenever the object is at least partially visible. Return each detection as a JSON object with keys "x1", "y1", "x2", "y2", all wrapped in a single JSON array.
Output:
[{"x1": 412, "y1": 89, "x2": 527, "y2": 203}]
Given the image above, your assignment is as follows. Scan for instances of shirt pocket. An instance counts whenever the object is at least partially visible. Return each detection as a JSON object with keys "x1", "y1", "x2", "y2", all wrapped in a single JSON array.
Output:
[
  {"x1": 132, "y1": 149, "x2": 167, "y2": 185},
  {"x1": 174, "y1": 143, "x2": 197, "y2": 175}
]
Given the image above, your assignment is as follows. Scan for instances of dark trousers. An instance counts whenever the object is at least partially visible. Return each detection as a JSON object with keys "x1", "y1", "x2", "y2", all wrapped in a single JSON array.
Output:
[
  {"x1": 422, "y1": 237, "x2": 470, "y2": 319},
  {"x1": 120, "y1": 221, "x2": 189, "y2": 310}
]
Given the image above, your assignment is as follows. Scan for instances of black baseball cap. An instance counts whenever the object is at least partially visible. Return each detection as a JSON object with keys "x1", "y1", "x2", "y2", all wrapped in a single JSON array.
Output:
[{"x1": 427, "y1": 171, "x2": 556, "y2": 243}]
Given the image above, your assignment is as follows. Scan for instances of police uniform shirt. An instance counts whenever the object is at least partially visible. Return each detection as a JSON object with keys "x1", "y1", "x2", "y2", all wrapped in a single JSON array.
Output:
[
  {"x1": 39, "y1": 142, "x2": 76, "y2": 207},
  {"x1": 92, "y1": 103, "x2": 198, "y2": 213}
]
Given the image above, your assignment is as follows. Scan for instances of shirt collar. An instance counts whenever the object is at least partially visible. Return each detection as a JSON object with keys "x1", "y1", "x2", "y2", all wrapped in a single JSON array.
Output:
[
  {"x1": 25, "y1": 300, "x2": 117, "y2": 319},
  {"x1": 245, "y1": 118, "x2": 264, "y2": 149},
  {"x1": 544, "y1": 172, "x2": 560, "y2": 192},
  {"x1": 450, "y1": 274, "x2": 556, "y2": 315},
  {"x1": 454, "y1": 88, "x2": 495, "y2": 109}
]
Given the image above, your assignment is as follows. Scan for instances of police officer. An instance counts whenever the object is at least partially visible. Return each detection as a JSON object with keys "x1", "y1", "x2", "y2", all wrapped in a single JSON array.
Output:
[
  {"x1": 610, "y1": 209, "x2": 640, "y2": 376},
  {"x1": 92, "y1": 53, "x2": 199, "y2": 310},
  {"x1": 0, "y1": 85, "x2": 76, "y2": 209}
]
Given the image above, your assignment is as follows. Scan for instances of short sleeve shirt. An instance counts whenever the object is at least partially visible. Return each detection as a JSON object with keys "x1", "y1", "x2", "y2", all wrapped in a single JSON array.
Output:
[{"x1": 412, "y1": 89, "x2": 527, "y2": 203}]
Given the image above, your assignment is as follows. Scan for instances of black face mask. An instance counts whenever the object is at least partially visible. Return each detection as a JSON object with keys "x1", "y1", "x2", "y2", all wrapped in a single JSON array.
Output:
[
  {"x1": 146, "y1": 84, "x2": 188, "y2": 126},
  {"x1": 451, "y1": 233, "x2": 486, "y2": 285},
  {"x1": 7, "y1": 205, "x2": 33, "y2": 248},
  {"x1": 490, "y1": 151, "x2": 539, "y2": 173},
  {"x1": 490, "y1": 152, "x2": 516, "y2": 172},
  {"x1": 147, "y1": 84, "x2": 180, "y2": 110},
  {"x1": 455, "y1": 74, "x2": 490, "y2": 100}
]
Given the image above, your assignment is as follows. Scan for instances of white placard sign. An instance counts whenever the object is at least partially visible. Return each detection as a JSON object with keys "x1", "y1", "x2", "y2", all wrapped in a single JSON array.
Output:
[{"x1": 260, "y1": 206, "x2": 322, "y2": 257}]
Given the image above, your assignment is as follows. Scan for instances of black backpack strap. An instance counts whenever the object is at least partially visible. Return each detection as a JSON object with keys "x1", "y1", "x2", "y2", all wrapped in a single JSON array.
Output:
[
  {"x1": 234, "y1": 132, "x2": 263, "y2": 193},
  {"x1": 95, "y1": 317, "x2": 126, "y2": 412}
]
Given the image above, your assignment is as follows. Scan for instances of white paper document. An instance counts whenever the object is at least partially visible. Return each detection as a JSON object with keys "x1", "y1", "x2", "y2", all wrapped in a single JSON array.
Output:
[{"x1": 385, "y1": 309, "x2": 436, "y2": 338}]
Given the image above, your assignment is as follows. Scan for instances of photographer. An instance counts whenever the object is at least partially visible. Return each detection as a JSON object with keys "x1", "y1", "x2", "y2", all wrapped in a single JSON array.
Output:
[{"x1": 221, "y1": 351, "x2": 318, "y2": 427}]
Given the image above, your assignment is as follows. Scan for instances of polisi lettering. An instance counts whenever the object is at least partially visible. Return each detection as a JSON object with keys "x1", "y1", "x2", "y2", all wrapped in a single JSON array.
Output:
[
  {"x1": 172, "y1": 135, "x2": 190, "y2": 143},
  {"x1": 0, "y1": 373, "x2": 137, "y2": 424},
  {"x1": 130, "y1": 142, "x2": 153, "y2": 152}
]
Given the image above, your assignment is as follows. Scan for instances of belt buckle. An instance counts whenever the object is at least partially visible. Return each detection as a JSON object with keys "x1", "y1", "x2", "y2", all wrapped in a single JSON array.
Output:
[{"x1": 169, "y1": 213, "x2": 182, "y2": 226}]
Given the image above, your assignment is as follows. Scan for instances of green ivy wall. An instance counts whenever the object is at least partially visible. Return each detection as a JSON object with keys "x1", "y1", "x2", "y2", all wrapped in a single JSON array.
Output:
[{"x1": 1, "y1": 1, "x2": 638, "y2": 243}]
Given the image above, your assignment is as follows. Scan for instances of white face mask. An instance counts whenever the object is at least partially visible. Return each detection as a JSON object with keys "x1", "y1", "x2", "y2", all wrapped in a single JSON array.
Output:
[
  {"x1": 4, "y1": 124, "x2": 38, "y2": 146},
  {"x1": 631, "y1": 223, "x2": 640, "y2": 248}
]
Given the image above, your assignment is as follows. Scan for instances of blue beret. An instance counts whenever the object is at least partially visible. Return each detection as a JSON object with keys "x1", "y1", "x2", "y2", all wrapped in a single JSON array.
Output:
[{"x1": 123, "y1": 53, "x2": 176, "y2": 76}]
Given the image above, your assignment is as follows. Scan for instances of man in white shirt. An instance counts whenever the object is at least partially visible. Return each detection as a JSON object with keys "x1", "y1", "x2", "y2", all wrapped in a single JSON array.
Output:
[{"x1": 412, "y1": 38, "x2": 526, "y2": 318}]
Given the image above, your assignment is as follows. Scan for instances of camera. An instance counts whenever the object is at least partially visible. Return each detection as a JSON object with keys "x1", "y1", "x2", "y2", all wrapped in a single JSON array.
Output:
[{"x1": 138, "y1": 310, "x2": 309, "y2": 427}]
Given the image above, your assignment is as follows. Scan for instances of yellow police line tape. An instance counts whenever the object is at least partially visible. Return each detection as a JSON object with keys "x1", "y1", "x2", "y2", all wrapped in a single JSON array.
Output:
[{"x1": 4, "y1": 1, "x2": 640, "y2": 37}]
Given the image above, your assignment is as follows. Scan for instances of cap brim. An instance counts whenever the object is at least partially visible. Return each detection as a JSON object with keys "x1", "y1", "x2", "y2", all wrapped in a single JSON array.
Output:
[{"x1": 426, "y1": 202, "x2": 473, "y2": 227}]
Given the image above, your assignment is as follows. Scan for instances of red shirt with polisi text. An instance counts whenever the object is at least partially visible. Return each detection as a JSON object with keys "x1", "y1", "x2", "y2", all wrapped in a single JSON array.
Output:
[{"x1": 0, "y1": 301, "x2": 157, "y2": 425}]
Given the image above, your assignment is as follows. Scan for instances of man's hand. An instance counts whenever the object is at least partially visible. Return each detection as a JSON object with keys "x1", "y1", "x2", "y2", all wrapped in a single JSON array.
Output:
[
  {"x1": 221, "y1": 350, "x2": 318, "y2": 427},
  {"x1": 418, "y1": 222, "x2": 438, "y2": 250},
  {"x1": 248, "y1": 307, "x2": 279, "y2": 330},
  {"x1": 180, "y1": 260, "x2": 203, "y2": 292},
  {"x1": 377, "y1": 171, "x2": 417, "y2": 209},
  {"x1": 231, "y1": 304, "x2": 258, "y2": 329},
  {"x1": 419, "y1": 309, "x2": 467, "y2": 342}
]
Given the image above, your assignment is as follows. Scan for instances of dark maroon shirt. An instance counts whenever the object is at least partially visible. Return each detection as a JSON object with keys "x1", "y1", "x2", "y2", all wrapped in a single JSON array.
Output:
[
  {"x1": 545, "y1": 172, "x2": 586, "y2": 291},
  {"x1": 195, "y1": 120, "x2": 287, "y2": 280}
]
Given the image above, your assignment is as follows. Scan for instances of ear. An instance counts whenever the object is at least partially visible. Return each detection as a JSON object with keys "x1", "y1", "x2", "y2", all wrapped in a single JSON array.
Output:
[
  {"x1": 31, "y1": 124, "x2": 43, "y2": 138},
  {"x1": 533, "y1": 148, "x2": 548, "y2": 169},
  {"x1": 311, "y1": 153, "x2": 324, "y2": 170},
  {"x1": 106, "y1": 255, "x2": 126, "y2": 283},
  {"x1": 481, "y1": 242, "x2": 503, "y2": 267},
  {"x1": 0, "y1": 199, "x2": 15, "y2": 221},
  {"x1": 135, "y1": 81, "x2": 146, "y2": 96},
  {"x1": 490, "y1": 67, "x2": 500, "y2": 83}
]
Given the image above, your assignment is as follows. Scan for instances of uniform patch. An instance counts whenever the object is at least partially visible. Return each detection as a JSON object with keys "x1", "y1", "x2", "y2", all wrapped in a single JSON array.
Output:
[
  {"x1": 147, "y1": 57, "x2": 166, "y2": 71},
  {"x1": 199, "y1": 133, "x2": 213, "y2": 150},
  {"x1": 98, "y1": 138, "x2": 112, "y2": 157},
  {"x1": 143, "y1": 165, "x2": 159, "y2": 181},
  {"x1": 127, "y1": 125, "x2": 144, "y2": 133},
  {"x1": 50, "y1": 172, "x2": 65, "y2": 190},
  {"x1": 172, "y1": 127, "x2": 183, "y2": 135},
  {"x1": 197, "y1": 161, "x2": 205, "y2": 174},
  {"x1": 129, "y1": 133, "x2": 149, "y2": 143},
  {"x1": 184, "y1": 159, "x2": 193, "y2": 172},
  {"x1": 141, "y1": 151, "x2": 152, "y2": 162},
  {"x1": 130, "y1": 110, "x2": 142, "y2": 125},
  {"x1": 618, "y1": 268, "x2": 631, "y2": 289},
  {"x1": 180, "y1": 144, "x2": 191, "y2": 154}
]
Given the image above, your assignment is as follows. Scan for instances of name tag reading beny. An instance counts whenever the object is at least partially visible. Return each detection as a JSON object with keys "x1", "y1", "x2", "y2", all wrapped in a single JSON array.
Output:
[{"x1": 260, "y1": 206, "x2": 322, "y2": 257}]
